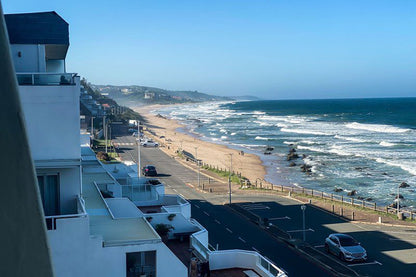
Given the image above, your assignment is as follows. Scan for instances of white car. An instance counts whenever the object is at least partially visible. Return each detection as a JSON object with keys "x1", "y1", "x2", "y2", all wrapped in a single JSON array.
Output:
[
  {"x1": 325, "y1": 233, "x2": 367, "y2": 262},
  {"x1": 141, "y1": 140, "x2": 159, "y2": 147}
]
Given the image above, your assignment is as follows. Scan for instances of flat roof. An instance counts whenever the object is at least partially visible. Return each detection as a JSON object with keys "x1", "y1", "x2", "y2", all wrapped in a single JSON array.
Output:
[{"x1": 82, "y1": 161, "x2": 159, "y2": 245}]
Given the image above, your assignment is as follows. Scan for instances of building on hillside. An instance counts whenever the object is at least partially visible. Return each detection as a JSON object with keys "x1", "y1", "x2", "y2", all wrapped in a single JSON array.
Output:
[{"x1": 5, "y1": 11, "x2": 286, "y2": 277}]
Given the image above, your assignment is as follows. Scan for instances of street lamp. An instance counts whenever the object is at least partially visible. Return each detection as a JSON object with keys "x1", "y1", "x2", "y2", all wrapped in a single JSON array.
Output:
[
  {"x1": 194, "y1": 147, "x2": 200, "y2": 187},
  {"x1": 91, "y1": 116, "x2": 95, "y2": 139},
  {"x1": 301, "y1": 205, "x2": 306, "y2": 241},
  {"x1": 137, "y1": 120, "x2": 141, "y2": 177},
  {"x1": 226, "y1": 153, "x2": 233, "y2": 205},
  {"x1": 397, "y1": 185, "x2": 400, "y2": 218}
]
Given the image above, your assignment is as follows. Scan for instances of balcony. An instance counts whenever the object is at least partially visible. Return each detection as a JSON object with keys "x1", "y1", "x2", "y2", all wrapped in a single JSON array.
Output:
[
  {"x1": 17, "y1": 72, "x2": 77, "y2": 86},
  {"x1": 44, "y1": 195, "x2": 87, "y2": 230}
]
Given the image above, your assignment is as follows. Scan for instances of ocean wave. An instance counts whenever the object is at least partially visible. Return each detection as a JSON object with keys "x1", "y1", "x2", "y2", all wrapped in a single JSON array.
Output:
[
  {"x1": 379, "y1": 141, "x2": 397, "y2": 147},
  {"x1": 283, "y1": 141, "x2": 297, "y2": 145},
  {"x1": 345, "y1": 122, "x2": 411, "y2": 133},
  {"x1": 328, "y1": 145, "x2": 351, "y2": 156},
  {"x1": 334, "y1": 135, "x2": 368, "y2": 143},
  {"x1": 300, "y1": 140, "x2": 317, "y2": 145},
  {"x1": 375, "y1": 158, "x2": 416, "y2": 176},
  {"x1": 255, "y1": 136, "x2": 271, "y2": 140},
  {"x1": 281, "y1": 128, "x2": 328, "y2": 136},
  {"x1": 221, "y1": 136, "x2": 228, "y2": 140},
  {"x1": 230, "y1": 132, "x2": 236, "y2": 136},
  {"x1": 297, "y1": 145, "x2": 326, "y2": 153}
]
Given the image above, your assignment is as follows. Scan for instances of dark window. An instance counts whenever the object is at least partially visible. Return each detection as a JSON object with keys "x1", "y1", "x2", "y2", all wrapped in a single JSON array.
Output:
[
  {"x1": 37, "y1": 174, "x2": 60, "y2": 216},
  {"x1": 338, "y1": 236, "x2": 359, "y2": 246},
  {"x1": 126, "y1": 251, "x2": 156, "y2": 277}
]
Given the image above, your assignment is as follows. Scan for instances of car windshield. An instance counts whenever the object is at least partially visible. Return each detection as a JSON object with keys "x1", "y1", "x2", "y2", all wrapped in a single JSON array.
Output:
[
  {"x1": 147, "y1": 166, "x2": 155, "y2": 170},
  {"x1": 338, "y1": 236, "x2": 359, "y2": 246}
]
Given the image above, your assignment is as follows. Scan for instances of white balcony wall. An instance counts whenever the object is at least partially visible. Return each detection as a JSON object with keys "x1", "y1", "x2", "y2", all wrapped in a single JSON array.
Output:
[
  {"x1": 10, "y1": 44, "x2": 46, "y2": 72},
  {"x1": 18, "y1": 77, "x2": 81, "y2": 160},
  {"x1": 48, "y1": 216, "x2": 187, "y2": 277}
]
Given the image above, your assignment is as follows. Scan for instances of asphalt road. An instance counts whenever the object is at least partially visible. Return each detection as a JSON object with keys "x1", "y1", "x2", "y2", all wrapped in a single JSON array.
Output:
[
  {"x1": 110, "y1": 124, "x2": 416, "y2": 277},
  {"x1": 111, "y1": 125, "x2": 333, "y2": 276}
]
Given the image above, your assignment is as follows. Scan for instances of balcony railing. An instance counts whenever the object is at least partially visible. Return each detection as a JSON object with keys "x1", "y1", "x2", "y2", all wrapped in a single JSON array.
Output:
[
  {"x1": 16, "y1": 73, "x2": 77, "y2": 86},
  {"x1": 45, "y1": 195, "x2": 88, "y2": 230}
]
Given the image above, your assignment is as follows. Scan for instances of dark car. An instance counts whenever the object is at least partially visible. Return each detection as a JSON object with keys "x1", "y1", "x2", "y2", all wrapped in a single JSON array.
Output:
[
  {"x1": 325, "y1": 233, "x2": 367, "y2": 262},
  {"x1": 142, "y1": 165, "x2": 157, "y2": 176}
]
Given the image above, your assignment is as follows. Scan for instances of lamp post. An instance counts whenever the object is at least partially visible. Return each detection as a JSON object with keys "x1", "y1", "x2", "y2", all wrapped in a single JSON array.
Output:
[
  {"x1": 195, "y1": 147, "x2": 200, "y2": 187},
  {"x1": 397, "y1": 185, "x2": 400, "y2": 217},
  {"x1": 226, "y1": 153, "x2": 233, "y2": 205},
  {"x1": 91, "y1": 116, "x2": 95, "y2": 139},
  {"x1": 301, "y1": 205, "x2": 306, "y2": 241},
  {"x1": 137, "y1": 121, "x2": 141, "y2": 177}
]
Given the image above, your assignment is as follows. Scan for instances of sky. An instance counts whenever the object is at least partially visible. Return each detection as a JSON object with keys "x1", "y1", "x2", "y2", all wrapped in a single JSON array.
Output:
[{"x1": 3, "y1": 0, "x2": 416, "y2": 99}]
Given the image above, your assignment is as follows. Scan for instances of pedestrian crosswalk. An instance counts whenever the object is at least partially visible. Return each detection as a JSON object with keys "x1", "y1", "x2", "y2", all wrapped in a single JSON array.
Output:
[{"x1": 114, "y1": 142, "x2": 135, "y2": 146}]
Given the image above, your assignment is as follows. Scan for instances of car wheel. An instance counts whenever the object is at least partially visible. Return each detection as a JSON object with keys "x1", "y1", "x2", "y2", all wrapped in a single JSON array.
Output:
[
  {"x1": 339, "y1": 252, "x2": 345, "y2": 261},
  {"x1": 325, "y1": 244, "x2": 329, "y2": 253}
]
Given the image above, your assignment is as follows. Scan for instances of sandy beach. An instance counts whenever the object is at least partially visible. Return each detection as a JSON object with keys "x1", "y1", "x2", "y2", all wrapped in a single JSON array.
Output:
[{"x1": 133, "y1": 104, "x2": 267, "y2": 185}]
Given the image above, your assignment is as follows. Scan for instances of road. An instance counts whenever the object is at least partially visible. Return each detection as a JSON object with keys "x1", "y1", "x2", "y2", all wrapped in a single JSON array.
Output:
[{"x1": 111, "y1": 124, "x2": 416, "y2": 277}]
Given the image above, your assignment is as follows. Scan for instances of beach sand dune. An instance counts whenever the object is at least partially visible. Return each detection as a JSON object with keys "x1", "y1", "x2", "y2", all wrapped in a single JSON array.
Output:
[{"x1": 133, "y1": 104, "x2": 266, "y2": 185}]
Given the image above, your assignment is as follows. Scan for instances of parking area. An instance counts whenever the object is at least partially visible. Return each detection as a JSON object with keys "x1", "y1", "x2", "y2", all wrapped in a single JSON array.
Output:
[{"x1": 235, "y1": 201, "x2": 416, "y2": 276}]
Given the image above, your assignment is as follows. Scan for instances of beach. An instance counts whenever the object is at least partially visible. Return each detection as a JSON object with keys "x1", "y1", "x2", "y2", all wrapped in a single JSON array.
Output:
[{"x1": 133, "y1": 104, "x2": 267, "y2": 185}]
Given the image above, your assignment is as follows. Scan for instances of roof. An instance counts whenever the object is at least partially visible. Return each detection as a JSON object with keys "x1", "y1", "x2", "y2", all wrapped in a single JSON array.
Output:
[{"x1": 4, "y1": 11, "x2": 69, "y2": 45}]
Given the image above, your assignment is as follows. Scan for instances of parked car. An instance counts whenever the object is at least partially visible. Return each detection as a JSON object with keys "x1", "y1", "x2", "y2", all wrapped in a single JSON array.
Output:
[
  {"x1": 325, "y1": 233, "x2": 367, "y2": 262},
  {"x1": 141, "y1": 140, "x2": 159, "y2": 147},
  {"x1": 142, "y1": 165, "x2": 157, "y2": 176}
]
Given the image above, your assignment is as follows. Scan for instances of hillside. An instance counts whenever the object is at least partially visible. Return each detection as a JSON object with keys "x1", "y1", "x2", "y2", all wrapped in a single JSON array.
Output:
[{"x1": 92, "y1": 84, "x2": 232, "y2": 106}]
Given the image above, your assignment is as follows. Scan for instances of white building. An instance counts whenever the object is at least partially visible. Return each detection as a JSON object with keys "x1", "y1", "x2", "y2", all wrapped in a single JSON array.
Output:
[{"x1": 6, "y1": 11, "x2": 286, "y2": 277}]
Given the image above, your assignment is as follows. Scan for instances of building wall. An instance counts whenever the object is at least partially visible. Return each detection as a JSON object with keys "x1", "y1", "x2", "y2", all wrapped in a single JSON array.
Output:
[
  {"x1": 18, "y1": 77, "x2": 81, "y2": 160},
  {"x1": 48, "y1": 217, "x2": 187, "y2": 277},
  {"x1": 10, "y1": 44, "x2": 46, "y2": 72},
  {"x1": 46, "y1": 59, "x2": 65, "y2": 72}
]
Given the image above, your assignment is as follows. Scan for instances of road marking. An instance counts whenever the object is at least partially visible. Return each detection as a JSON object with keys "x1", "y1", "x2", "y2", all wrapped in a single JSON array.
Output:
[
  {"x1": 269, "y1": 216, "x2": 291, "y2": 220},
  {"x1": 194, "y1": 204, "x2": 200, "y2": 209},
  {"x1": 389, "y1": 238, "x2": 416, "y2": 242},
  {"x1": 287, "y1": 228, "x2": 315, "y2": 233},
  {"x1": 172, "y1": 189, "x2": 177, "y2": 192},
  {"x1": 226, "y1": 228, "x2": 233, "y2": 234},
  {"x1": 252, "y1": 247, "x2": 259, "y2": 252},
  {"x1": 179, "y1": 193, "x2": 185, "y2": 198},
  {"x1": 348, "y1": 260, "x2": 382, "y2": 267},
  {"x1": 214, "y1": 219, "x2": 221, "y2": 224},
  {"x1": 238, "y1": 237, "x2": 246, "y2": 243},
  {"x1": 204, "y1": 211, "x2": 210, "y2": 216},
  {"x1": 239, "y1": 203, "x2": 270, "y2": 210},
  {"x1": 314, "y1": 245, "x2": 325, "y2": 248}
]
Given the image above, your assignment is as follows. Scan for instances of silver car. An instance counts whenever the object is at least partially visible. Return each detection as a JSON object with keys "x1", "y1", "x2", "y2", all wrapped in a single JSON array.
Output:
[{"x1": 325, "y1": 233, "x2": 367, "y2": 262}]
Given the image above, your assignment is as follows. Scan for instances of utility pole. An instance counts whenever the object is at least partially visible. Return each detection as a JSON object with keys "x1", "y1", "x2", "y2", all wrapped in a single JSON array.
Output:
[
  {"x1": 91, "y1": 116, "x2": 95, "y2": 139},
  {"x1": 226, "y1": 153, "x2": 233, "y2": 205},
  {"x1": 195, "y1": 147, "x2": 200, "y2": 187},
  {"x1": 301, "y1": 205, "x2": 306, "y2": 241},
  {"x1": 137, "y1": 121, "x2": 141, "y2": 177},
  {"x1": 103, "y1": 116, "x2": 107, "y2": 153}
]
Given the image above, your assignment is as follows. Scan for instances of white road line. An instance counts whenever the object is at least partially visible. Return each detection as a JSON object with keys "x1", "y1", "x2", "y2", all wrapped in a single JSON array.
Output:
[
  {"x1": 314, "y1": 245, "x2": 325, "y2": 248},
  {"x1": 204, "y1": 211, "x2": 210, "y2": 216},
  {"x1": 172, "y1": 189, "x2": 177, "y2": 192},
  {"x1": 194, "y1": 204, "x2": 200, "y2": 209},
  {"x1": 269, "y1": 216, "x2": 291, "y2": 220},
  {"x1": 214, "y1": 219, "x2": 221, "y2": 224},
  {"x1": 179, "y1": 193, "x2": 185, "y2": 198},
  {"x1": 287, "y1": 228, "x2": 315, "y2": 233},
  {"x1": 252, "y1": 247, "x2": 259, "y2": 252},
  {"x1": 389, "y1": 238, "x2": 416, "y2": 242},
  {"x1": 348, "y1": 260, "x2": 383, "y2": 267},
  {"x1": 226, "y1": 228, "x2": 233, "y2": 234},
  {"x1": 238, "y1": 237, "x2": 246, "y2": 243}
]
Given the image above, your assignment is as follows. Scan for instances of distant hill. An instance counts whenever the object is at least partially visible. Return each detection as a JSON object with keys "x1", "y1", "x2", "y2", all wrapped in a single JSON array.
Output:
[{"x1": 93, "y1": 84, "x2": 232, "y2": 106}]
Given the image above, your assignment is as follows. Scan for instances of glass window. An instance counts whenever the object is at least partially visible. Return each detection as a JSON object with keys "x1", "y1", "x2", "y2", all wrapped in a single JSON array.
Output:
[
  {"x1": 37, "y1": 175, "x2": 59, "y2": 216},
  {"x1": 126, "y1": 251, "x2": 156, "y2": 277}
]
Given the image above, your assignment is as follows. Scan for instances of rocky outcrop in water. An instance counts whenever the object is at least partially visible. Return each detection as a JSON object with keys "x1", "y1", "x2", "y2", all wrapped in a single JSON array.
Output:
[
  {"x1": 399, "y1": 182, "x2": 410, "y2": 188},
  {"x1": 287, "y1": 148, "x2": 299, "y2": 161},
  {"x1": 347, "y1": 190, "x2": 357, "y2": 196}
]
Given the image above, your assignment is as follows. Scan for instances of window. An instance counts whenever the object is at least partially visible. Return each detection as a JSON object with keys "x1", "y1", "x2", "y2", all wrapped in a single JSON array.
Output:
[
  {"x1": 126, "y1": 251, "x2": 156, "y2": 277},
  {"x1": 37, "y1": 174, "x2": 60, "y2": 216}
]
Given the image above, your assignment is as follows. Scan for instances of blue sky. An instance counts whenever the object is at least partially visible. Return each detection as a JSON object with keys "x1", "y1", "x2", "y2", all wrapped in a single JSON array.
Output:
[{"x1": 3, "y1": 0, "x2": 416, "y2": 99}]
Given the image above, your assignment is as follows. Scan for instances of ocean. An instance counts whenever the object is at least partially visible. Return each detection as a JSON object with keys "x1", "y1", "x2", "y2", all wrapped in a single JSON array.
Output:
[{"x1": 153, "y1": 98, "x2": 416, "y2": 208}]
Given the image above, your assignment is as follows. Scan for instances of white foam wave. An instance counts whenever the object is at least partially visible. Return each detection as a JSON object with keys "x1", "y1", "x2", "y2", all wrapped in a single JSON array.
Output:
[
  {"x1": 297, "y1": 145, "x2": 326, "y2": 153},
  {"x1": 221, "y1": 136, "x2": 228, "y2": 140},
  {"x1": 379, "y1": 141, "x2": 397, "y2": 147},
  {"x1": 255, "y1": 136, "x2": 271, "y2": 140},
  {"x1": 375, "y1": 158, "x2": 416, "y2": 176},
  {"x1": 346, "y1": 122, "x2": 411, "y2": 133},
  {"x1": 334, "y1": 135, "x2": 368, "y2": 143},
  {"x1": 300, "y1": 140, "x2": 317, "y2": 145},
  {"x1": 284, "y1": 141, "x2": 297, "y2": 145},
  {"x1": 281, "y1": 128, "x2": 328, "y2": 136},
  {"x1": 230, "y1": 132, "x2": 236, "y2": 136}
]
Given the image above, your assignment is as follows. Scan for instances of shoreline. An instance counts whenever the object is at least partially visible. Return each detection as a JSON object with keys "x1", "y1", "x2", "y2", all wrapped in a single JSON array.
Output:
[{"x1": 133, "y1": 104, "x2": 268, "y2": 185}]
